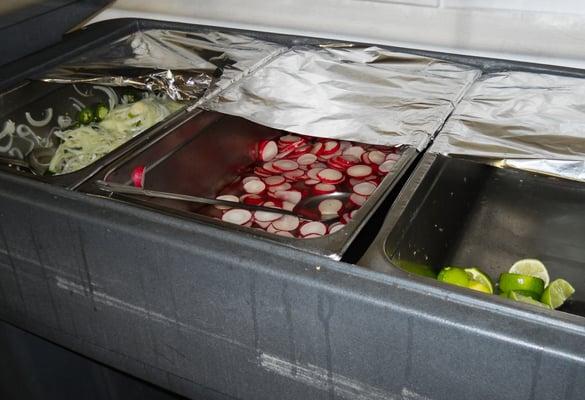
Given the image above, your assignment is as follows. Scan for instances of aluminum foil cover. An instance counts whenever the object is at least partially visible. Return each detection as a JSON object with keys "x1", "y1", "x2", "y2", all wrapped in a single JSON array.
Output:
[
  {"x1": 432, "y1": 71, "x2": 585, "y2": 181},
  {"x1": 41, "y1": 29, "x2": 284, "y2": 101},
  {"x1": 204, "y1": 46, "x2": 480, "y2": 149}
]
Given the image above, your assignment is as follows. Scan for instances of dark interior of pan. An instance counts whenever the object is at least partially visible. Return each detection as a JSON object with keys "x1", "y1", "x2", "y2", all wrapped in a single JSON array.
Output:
[{"x1": 380, "y1": 155, "x2": 585, "y2": 316}]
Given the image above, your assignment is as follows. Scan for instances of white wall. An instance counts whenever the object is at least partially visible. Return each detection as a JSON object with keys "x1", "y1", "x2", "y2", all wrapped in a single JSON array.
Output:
[{"x1": 91, "y1": 0, "x2": 585, "y2": 68}]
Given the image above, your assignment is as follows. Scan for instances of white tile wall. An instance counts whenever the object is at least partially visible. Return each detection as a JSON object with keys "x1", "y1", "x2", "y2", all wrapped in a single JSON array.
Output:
[
  {"x1": 442, "y1": 0, "x2": 585, "y2": 14},
  {"x1": 92, "y1": 0, "x2": 585, "y2": 68}
]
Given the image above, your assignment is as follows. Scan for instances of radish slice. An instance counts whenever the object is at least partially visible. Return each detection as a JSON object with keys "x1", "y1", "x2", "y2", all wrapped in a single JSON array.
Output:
[
  {"x1": 313, "y1": 183, "x2": 336, "y2": 195},
  {"x1": 267, "y1": 182, "x2": 292, "y2": 192},
  {"x1": 297, "y1": 153, "x2": 317, "y2": 166},
  {"x1": 255, "y1": 209, "x2": 283, "y2": 222},
  {"x1": 300, "y1": 221, "x2": 327, "y2": 237},
  {"x1": 131, "y1": 165, "x2": 145, "y2": 188},
  {"x1": 273, "y1": 159, "x2": 299, "y2": 172},
  {"x1": 242, "y1": 176, "x2": 261, "y2": 184},
  {"x1": 320, "y1": 140, "x2": 340, "y2": 155},
  {"x1": 343, "y1": 146, "x2": 366, "y2": 159},
  {"x1": 318, "y1": 199, "x2": 343, "y2": 215},
  {"x1": 347, "y1": 165, "x2": 372, "y2": 178},
  {"x1": 341, "y1": 213, "x2": 351, "y2": 224},
  {"x1": 311, "y1": 142, "x2": 323, "y2": 154},
  {"x1": 367, "y1": 150, "x2": 385, "y2": 165},
  {"x1": 258, "y1": 140, "x2": 278, "y2": 162},
  {"x1": 284, "y1": 169, "x2": 305, "y2": 181},
  {"x1": 353, "y1": 181, "x2": 377, "y2": 196},
  {"x1": 349, "y1": 193, "x2": 368, "y2": 206},
  {"x1": 214, "y1": 194, "x2": 239, "y2": 210},
  {"x1": 272, "y1": 215, "x2": 300, "y2": 231},
  {"x1": 264, "y1": 175, "x2": 286, "y2": 186},
  {"x1": 361, "y1": 152, "x2": 372, "y2": 164},
  {"x1": 378, "y1": 159, "x2": 395, "y2": 174},
  {"x1": 266, "y1": 224, "x2": 280, "y2": 234},
  {"x1": 274, "y1": 190, "x2": 302, "y2": 204},
  {"x1": 222, "y1": 209, "x2": 252, "y2": 225},
  {"x1": 292, "y1": 144, "x2": 312, "y2": 155},
  {"x1": 240, "y1": 194, "x2": 264, "y2": 205},
  {"x1": 280, "y1": 134, "x2": 303, "y2": 144},
  {"x1": 317, "y1": 168, "x2": 343, "y2": 183},
  {"x1": 302, "y1": 233, "x2": 323, "y2": 238},
  {"x1": 304, "y1": 179, "x2": 320, "y2": 186},
  {"x1": 254, "y1": 167, "x2": 272, "y2": 177},
  {"x1": 307, "y1": 167, "x2": 324, "y2": 180},
  {"x1": 263, "y1": 162, "x2": 281, "y2": 174},
  {"x1": 282, "y1": 201, "x2": 296, "y2": 211},
  {"x1": 255, "y1": 220, "x2": 272, "y2": 229},
  {"x1": 244, "y1": 180, "x2": 266, "y2": 194},
  {"x1": 275, "y1": 230, "x2": 295, "y2": 238},
  {"x1": 328, "y1": 222, "x2": 345, "y2": 234},
  {"x1": 263, "y1": 200, "x2": 283, "y2": 208},
  {"x1": 386, "y1": 153, "x2": 401, "y2": 161},
  {"x1": 349, "y1": 209, "x2": 359, "y2": 219}
]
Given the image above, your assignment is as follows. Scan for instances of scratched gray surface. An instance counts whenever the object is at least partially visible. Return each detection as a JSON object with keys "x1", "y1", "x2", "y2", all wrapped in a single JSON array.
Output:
[{"x1": 0, "y1": 171, "x2": 584, "y2": 400}]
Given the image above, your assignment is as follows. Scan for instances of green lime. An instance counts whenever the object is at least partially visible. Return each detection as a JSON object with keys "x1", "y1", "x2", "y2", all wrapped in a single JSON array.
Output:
[
  {"x1": 509, "y1": 259, "x2": 550, "y2": 287},
  {"x1": 394, "y1": 260, "x2": 437, "y2": 278},
  {"x1": 541, "y1": 279, "x2": 575, "y2": 309},
  {"x1": 468, "y1": 281, "x2": 491, "y2": 294},
  {"x1": 465, "y1": 267, "x2": 494, "y2": 294},
  {"x1": 499, "y1": 273, "x2": 545, "y2": 297},
  {"x1": 508, "y1": 291, "x2": 552, "y2": 309},
  {"x1": 437, "y1": 267, "x2": 470, "y2": 288}
]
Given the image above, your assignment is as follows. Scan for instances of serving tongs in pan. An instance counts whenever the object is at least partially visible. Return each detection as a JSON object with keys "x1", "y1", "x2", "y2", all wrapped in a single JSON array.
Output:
[
  {"x1": 96, "y1": 180, "x2": 348, "y2": 222},
  {"x1": 0, "y1": 147, "x2": 56, "y2": 175}
]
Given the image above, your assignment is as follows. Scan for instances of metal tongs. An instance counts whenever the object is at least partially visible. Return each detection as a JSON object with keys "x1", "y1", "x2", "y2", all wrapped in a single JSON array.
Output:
[
  {"x1": 0, "y1": 147, "x2": 56, "y2": 175},
  {"x1": 96, "y1": 180, "x2": 348, "y2": 222}
]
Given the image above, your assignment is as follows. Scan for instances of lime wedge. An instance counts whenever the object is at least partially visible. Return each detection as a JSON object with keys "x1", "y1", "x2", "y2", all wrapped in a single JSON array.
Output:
[
  {"x1": 437, "y1": 267, "x2": 470, "y2": 288},
  {"x1": 509, "y1": 259, "x2": 550, "y2": 287},
  {"x1": 465, "y1": 267, "x2": 494, "y2": 294},
  {"x1": 541, "y1": 279, "x2": 575, "y2": 309},
  {"x1": 508, "y1": 291, "x2": 552, "y2": 309},
  {"x1": 468, "y1": 281, "x2": 491, "y2": 294},
  {"x1": 499, "y1": 273, "x2": 545, "y2": 298}
]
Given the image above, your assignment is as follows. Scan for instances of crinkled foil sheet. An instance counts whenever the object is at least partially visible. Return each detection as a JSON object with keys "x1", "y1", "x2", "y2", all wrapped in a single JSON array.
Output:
[
  {"x1": 204, "y1": 46, "x2": 480, "y2": 149},
  {"x1": 432, "y1": 71, "x2": 585, "y2": 181},
  {"x1": 41, "y1": 29, "x2": 285, "y2": 100}
]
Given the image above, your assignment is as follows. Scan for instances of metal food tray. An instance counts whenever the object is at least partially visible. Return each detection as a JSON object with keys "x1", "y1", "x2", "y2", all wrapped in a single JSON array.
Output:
[
  {"x1": 95, "y1": 110, "x2": 418, "y2": 259},
  {"x1": 0, "y1": 81, "x2": 187, "y2": 189},
  {"x1": 359, "y1": 153, "x2": 585, "y2": 319}
]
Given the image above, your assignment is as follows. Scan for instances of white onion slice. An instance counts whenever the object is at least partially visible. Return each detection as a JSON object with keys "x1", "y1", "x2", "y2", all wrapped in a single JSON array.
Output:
[
  {"x1": 72, "y1": 84, "x2": 91, "y2": 97},
  {"x1": 69, "y1": 97, "x2": 86, "y2": 109},
  {"x1": 25, "y1": 108, "x2": 53, "y2": 127},
  {"x1": 93, "y1": 85, "x2": 118, "y2": 111},
  {"x1": 0, "y1": 120, "x2": 15, "y2": 140},
  {"x1": 57, "y1": 115, "x2": 73, "y2": 129}
]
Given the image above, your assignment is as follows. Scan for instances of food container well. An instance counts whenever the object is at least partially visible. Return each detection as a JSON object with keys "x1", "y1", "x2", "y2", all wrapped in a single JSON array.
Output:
[
  {"x1": 97, "y1": 110, "x2": 418, "y2": 259},
  {"x1": 359, "y1": 153, "x2": 585, "y2": 317}
]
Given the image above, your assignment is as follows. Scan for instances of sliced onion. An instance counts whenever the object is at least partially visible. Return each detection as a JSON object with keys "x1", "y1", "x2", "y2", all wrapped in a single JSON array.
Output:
[
  {"x1": 25, "y1": 108, "x2": 53, "y2": 127},
  {"x1": 57, "y1": 115, "x2": 73, "y2": 129},
  {"x1": 0, "y1": 120, "x2": 15, "y2": 140},
  {"x1": 8, "y1": 147, "x2": 23, "y2": 159},
  {"x1": 72, "y1": 84, "x2": 91, "y2": 97},
  {"x1": 69, "y1": 97, "x2": 86, "y2": 109},
  {"x1": 92, "y1": 85, "x2": 118, "y2": 111}
]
